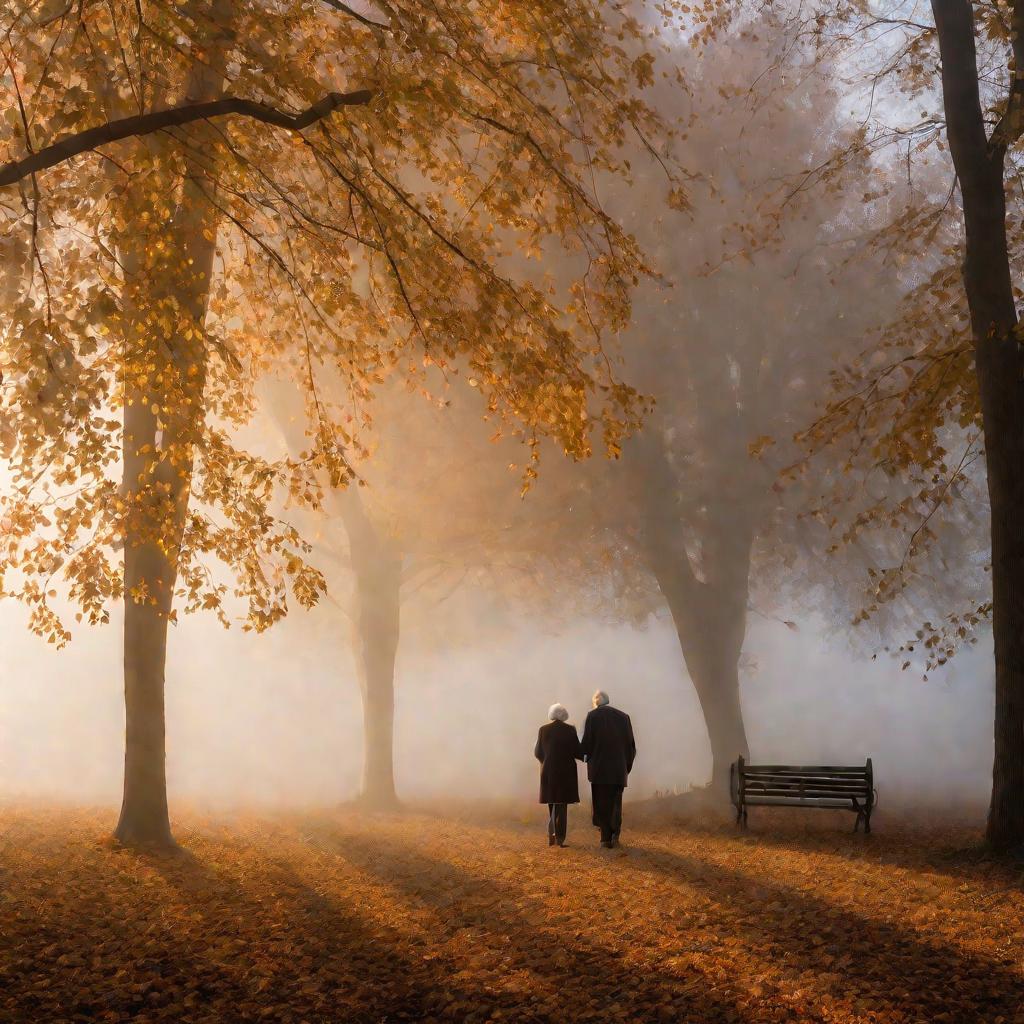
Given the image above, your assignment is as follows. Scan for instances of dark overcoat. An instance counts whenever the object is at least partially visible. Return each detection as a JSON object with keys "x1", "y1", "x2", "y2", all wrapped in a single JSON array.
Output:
[
  {"x1": 580, "y1": 705, "x2": 636, "y2": 787},
  {"x1": 534, "y1": 720, "x2": 582, "y2": 804}
]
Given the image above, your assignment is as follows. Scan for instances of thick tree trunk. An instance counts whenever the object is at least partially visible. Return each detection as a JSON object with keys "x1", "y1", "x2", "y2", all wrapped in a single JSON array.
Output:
[
  {"x1": 932, "y1": 0, "x2": 1024, "y2": 848},
  {"x1": 115, "y1": 399, "x2": 179, "y2": 847},
  {"x1": 352, "y1": 559, "x2": 401, "y2": 806},
  {"x1": 982, "y1": 349, "x2": 1024, "y2": 849},
  {"x1": 683, "y1": 631, "x2": 749, "y2": 793},
  {"x1": 114, "y1": 5, "x2": 230, "y2": 845},
  {"x1": 650, "y1": 552, "x2": 750, "y2": 791},
  {"x1": 114, "y1": 209, "x2": 217, "y2": 846},
  {"x1": 628, "y1": 428, "x2": 753, "y2": 792},
  {"x1": 343, "y1": 493, "x2": 402, "y2": 808}
]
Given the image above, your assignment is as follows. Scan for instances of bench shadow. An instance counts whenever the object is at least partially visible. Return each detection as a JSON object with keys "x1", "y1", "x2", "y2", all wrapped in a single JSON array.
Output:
[{"x1": 673, "y1": 816, "x2": 1024, "y2": 887}]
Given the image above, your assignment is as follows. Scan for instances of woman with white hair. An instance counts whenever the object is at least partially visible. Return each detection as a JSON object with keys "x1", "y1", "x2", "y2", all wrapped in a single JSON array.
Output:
[{"x1": 533, "y1": 703, "x2": 583, "y2": 846}]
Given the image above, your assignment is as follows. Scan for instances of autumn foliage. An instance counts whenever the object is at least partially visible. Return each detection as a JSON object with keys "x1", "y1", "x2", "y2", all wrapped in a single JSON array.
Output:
[{"x1": 0, "y1": 0, "x2": 687, "y2": 641}]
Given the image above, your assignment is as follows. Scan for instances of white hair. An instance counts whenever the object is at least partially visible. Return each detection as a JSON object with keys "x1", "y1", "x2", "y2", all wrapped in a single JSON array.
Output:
[
  {"x1": 592, "y1": 690, "x2": 609, "y2": 708},
  {"x1": 548, "y1": 703, "x2": 569, "y2": 722}
]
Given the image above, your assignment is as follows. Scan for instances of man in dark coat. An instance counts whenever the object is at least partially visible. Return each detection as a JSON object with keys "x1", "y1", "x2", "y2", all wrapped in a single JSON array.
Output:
[
  {"x1": 579, "y1": 690, "x2": 635, "y2": 848},
  {"x1": 534, "y1": 703, "x2": 582, "y2": 846}
]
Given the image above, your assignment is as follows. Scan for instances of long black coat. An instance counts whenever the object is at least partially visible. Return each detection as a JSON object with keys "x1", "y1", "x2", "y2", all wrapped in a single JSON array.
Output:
[
  {"x1": 534, "y1": 720, "x2": 582, "y2": 804},
  {"x1": 580, "y1": 705, "x2": 636, "y2": 787}
]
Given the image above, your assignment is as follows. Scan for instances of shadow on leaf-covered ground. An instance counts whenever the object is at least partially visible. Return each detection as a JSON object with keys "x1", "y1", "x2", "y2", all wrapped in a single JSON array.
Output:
[{"x1": 0, "y1": 806, "x2": 1021, "y2": 1023}]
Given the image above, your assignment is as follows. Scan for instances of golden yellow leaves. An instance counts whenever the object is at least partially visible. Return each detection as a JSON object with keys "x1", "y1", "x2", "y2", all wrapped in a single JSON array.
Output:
[{"x1": 0, "y1": 0, "x2": 694, "y2": 642}]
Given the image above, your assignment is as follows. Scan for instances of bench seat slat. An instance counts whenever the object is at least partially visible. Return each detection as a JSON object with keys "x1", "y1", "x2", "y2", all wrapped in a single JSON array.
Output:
[
  {"x1": 744, "y1": 775, "x2": 869, "y2": 784},
  {"x1": 744, "y1": 782, "x2": 869, "y2": 792},
  {"x1": 741, "y1": 765, "x2": 868, "y2": 774}
]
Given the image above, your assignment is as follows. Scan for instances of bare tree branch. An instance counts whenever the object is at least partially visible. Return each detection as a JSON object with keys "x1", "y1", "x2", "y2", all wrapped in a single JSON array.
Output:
[{"x1": 0, "y1": 89, "x2": 374, "y2": 187}]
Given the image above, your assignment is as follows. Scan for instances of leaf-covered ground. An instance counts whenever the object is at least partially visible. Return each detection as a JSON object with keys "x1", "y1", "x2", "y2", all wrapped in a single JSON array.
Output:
[{"x1": 1, "y1": 805, "x2": 1022, "y2": 1023}]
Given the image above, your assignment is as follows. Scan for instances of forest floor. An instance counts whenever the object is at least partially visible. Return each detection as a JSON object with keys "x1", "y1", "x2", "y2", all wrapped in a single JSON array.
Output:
[{"x1": 1, "y1": 804, "x2": 1023, "y2": 1024}]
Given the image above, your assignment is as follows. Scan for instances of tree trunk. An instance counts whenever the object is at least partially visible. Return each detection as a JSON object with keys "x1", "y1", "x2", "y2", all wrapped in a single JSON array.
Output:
[
  {"x1": 982, "y1": 346, "x2": 1024, "y2": 850},
  {"x1": 352, "y1": 560, "x2": 401, "y2": 806},
  {"x1": 932, "y1": 0, "x2": 1024, "y2": 848},
  {"x1": 650, "y1": 552, "x2": 750, "y2": 791},
  {"x1": 114, "y1": 5, "x2": 230, "y2": 845},
  {"x1": 114, "y1": 205, "x2": 218, "y2": 846},
  {"x1": 343, "y1": 493, "x2": 402, "y2": 808},
  {"x1": 115, "y1": 398, "x2": 179, "y2": 847},
  {"x1": 627, "y1": 427, "x2": 753, "y2": 792}
]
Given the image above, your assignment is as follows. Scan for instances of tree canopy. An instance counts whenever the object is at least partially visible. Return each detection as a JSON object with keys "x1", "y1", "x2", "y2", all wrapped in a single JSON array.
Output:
[{"x1": 0, "y1": 0, "x2": 688, "y2": 641}]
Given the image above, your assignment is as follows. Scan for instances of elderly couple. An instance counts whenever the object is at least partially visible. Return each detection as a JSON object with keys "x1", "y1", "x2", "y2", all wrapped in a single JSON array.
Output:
[{"x1": 534, "y1": 690, "x2": 636, "y2": 849}]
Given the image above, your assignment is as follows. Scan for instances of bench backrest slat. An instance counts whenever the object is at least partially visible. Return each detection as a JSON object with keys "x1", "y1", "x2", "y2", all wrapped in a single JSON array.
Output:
[
  {"x1": 730, "y1": 756, "x2": 875, "y2": 832},
  {"x1": 743, "y1": 786, "x2": 867, "y2": 795},
  {"x1": 734, "y1": 759, "x2": 873, "y2": 801},
  {"x1": 743, "y1": 776, "x2": 868, "y2": 786},
  {"x1": 744, "y1": 788, "x2": 864, "y2": 799},
  {"x1": 742, "y1": 772, "x2": 867, "y2": 781}
]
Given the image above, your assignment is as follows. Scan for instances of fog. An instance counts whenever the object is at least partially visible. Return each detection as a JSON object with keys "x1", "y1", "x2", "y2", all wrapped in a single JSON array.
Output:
[
  {"x1": 7, "y1": 4, "x2": 1024, "y2": 1023},
  {"x1": 0, "y1": 0, "x2": 998, "y2": 836},
  {"x1": 0, "y1": 597, "x2": 993, "y2": 814}
]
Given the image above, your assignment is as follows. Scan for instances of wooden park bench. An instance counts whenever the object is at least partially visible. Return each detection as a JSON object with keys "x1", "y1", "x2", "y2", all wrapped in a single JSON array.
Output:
[{"x1": 730, "y1": 756, "x2": 875, "y2": 833}]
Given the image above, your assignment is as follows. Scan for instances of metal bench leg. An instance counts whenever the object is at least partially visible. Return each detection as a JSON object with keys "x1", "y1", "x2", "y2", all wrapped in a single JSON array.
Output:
[
  {"x1": 741, "y1": 808, "x2": 748, "y2": 830},
  {"x1": 864, "y1": 809, "x2": 872, "y2": 835}
]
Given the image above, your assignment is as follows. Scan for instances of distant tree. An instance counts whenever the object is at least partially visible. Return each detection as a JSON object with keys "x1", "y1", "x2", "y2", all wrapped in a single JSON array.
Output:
[
  {"x1": 270, "y1": 379, "x2": 601, "y2": 807},
  {"x1": 272, "y1": 15, "x2": 895, "y2": 796},
  {"x1": 538, "y1": 10, "x2": 912, "y2": 791},
  {"x1": 0, "y1": 0, "x2": 686, "y2": 845}
]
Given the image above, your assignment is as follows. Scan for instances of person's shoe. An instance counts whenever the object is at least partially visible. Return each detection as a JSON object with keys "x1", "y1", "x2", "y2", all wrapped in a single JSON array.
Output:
[
  {"x1": 549, "y1": 834, "x2": 556, "y2": 846},
  {"x1": 557, "y1": 841, "x2": 566, "y2": 847},
  {"x1": 600, "y1": 840, "x2": 613, "y2": 849}
]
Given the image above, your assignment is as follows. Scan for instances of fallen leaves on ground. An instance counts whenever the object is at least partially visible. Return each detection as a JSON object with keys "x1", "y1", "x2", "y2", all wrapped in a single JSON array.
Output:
[{"x1": 0, "y1": 805, "x2": 1022, "y2": 1023}]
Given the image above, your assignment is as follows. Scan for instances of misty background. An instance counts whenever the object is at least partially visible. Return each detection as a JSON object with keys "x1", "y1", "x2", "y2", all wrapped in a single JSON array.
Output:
[
  {"x1": 0, "y1": 597, "x2": 993, "y2": 811},
  {"x1": 0, "y1": 2, "x2": 998, "y2": 828}
]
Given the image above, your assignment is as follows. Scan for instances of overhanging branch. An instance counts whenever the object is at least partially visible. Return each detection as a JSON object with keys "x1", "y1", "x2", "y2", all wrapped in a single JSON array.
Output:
[{"x1": 0, "y1": 89, "x2": 374, "y2": 187}]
